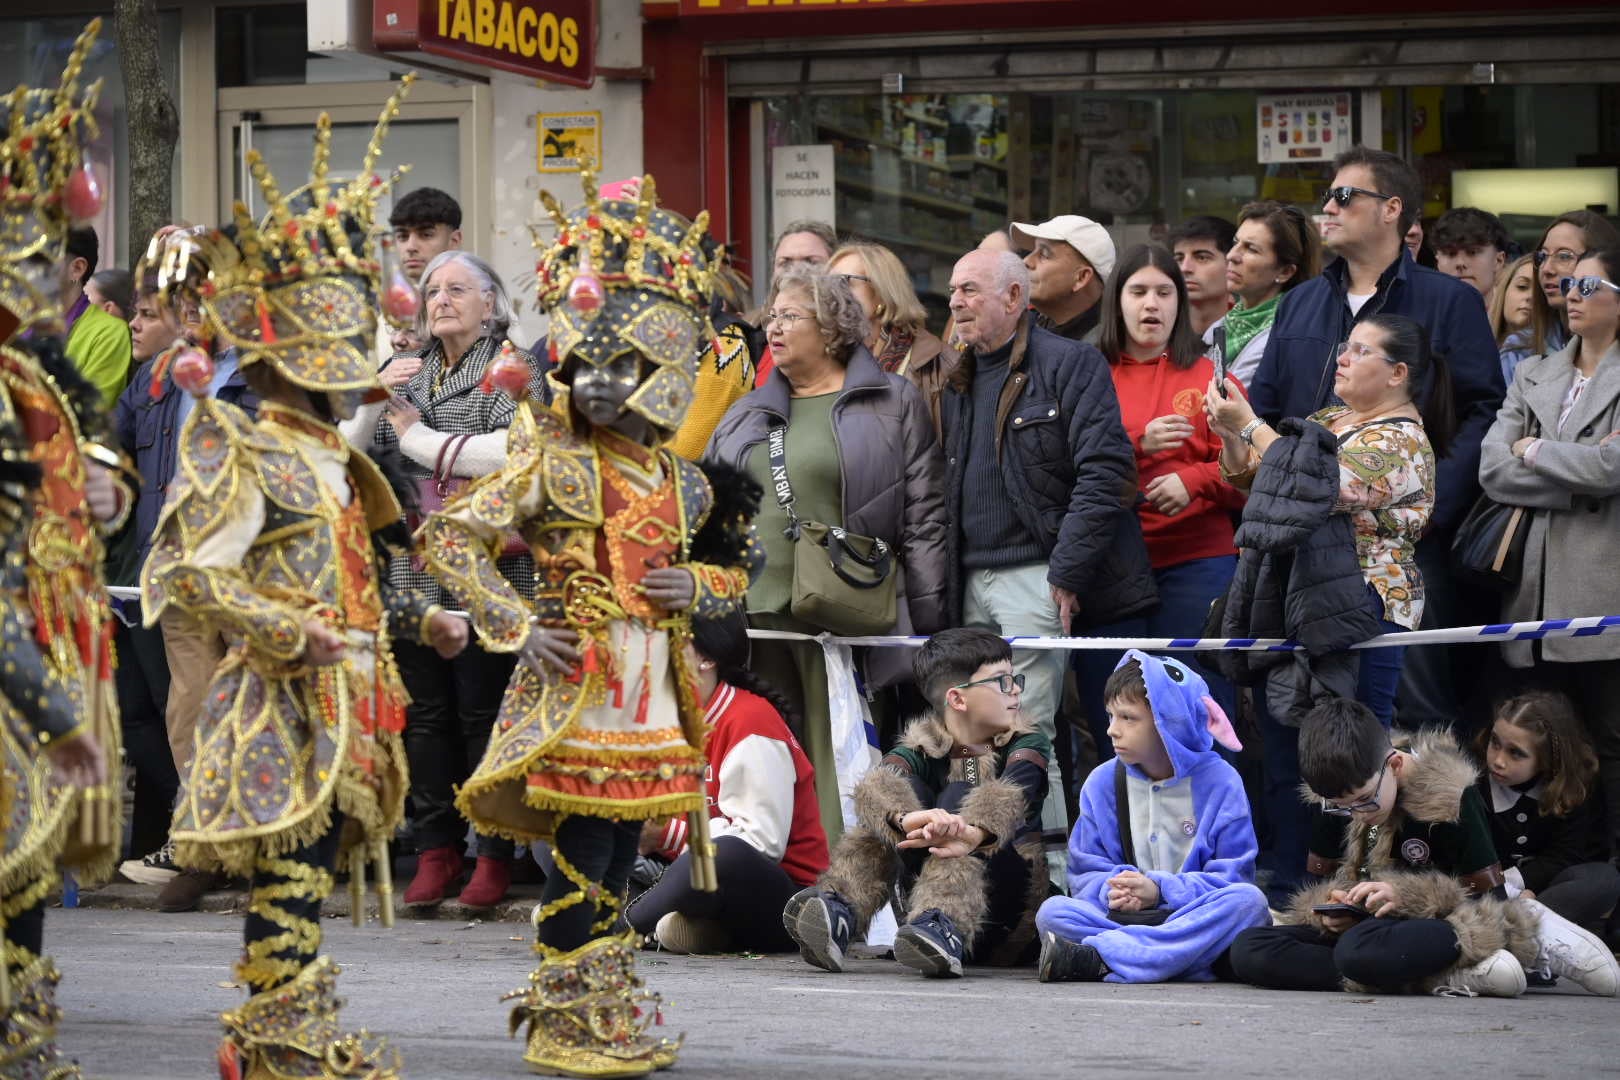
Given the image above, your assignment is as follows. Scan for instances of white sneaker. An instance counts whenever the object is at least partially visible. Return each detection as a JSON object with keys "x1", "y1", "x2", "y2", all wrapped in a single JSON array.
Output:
[
  {"x1": 1431, "y1": 948, "x2": 1526, "y2": 998},
  {"x1": 1525, "y1": 897, "x2": 1620, "y2": 996},
  {"x1": 653, "y1": 911, "x2": 730, "y2": 955},
  {"x1": 118, "y1": 839, "x2": 179, "y2": 885}
]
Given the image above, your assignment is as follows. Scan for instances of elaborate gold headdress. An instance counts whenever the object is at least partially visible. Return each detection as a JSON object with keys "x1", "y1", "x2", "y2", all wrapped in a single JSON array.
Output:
[
  {"x1": 148, "y1": 74, "x2": 417, "y2": 395},
  {"x1": 0, "y1": 18, "x2": 104, "y2": 331},
  {"x1": 534, "y1": 163, "x2": 717, "y2": 436}
]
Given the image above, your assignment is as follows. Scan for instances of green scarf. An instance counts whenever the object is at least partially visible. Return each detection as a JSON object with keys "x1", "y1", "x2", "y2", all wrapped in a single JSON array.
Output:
[{"x1": 1220, "y1": 294, "x2": 1280, "y2": 362}]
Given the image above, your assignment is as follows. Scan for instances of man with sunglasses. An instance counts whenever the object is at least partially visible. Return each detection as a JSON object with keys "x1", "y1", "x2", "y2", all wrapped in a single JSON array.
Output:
[
  {"x1": 1226, "y1": 698, "x2": 1619, "y2": 998},
  {"x1": 1247, "y1": 146, "x2": 1505, "y2": 733}
]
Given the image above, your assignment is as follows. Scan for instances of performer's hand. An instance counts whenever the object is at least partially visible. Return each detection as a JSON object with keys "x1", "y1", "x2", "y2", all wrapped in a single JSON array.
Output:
[
  {"x1": 641, "y1": 567, "x2": 696, "y2": 612},
  {"x1": 426, "y1": 611, "x2": 469, "y2": 659},
  {"x1": 46, "y1": 731, "x2": 107, "y2": 789},
  {"x1": 518, "y1": 625, "x2": 581, "y2": 677},
  {"x1": 380, "y1": 354, "x2": 424, "y2": 390},
  {"x1": 84, "y1": 460, "x2": 122, "y2": 522},
  {"x1": 301, "y1": 620, "x2": 348, "y2": 666}
]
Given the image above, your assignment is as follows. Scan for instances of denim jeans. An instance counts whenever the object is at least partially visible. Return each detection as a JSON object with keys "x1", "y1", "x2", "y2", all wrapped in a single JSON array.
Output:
[{"x1": 1074, "y1": 555, "x2": 1239, "y2": 762}]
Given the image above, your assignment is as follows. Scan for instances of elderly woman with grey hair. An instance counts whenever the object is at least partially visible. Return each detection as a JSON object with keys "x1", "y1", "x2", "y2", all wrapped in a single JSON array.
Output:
[
  {"x1": 342, "y1": 248, "x2": 548, "y2": 911},
  {"x1": 705, "y1": 270, "x2": 948, "y2": 839}
]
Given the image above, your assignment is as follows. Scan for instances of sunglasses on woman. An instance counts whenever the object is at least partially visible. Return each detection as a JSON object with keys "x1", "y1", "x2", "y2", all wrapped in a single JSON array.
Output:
[
  {"x1": 1558, "y1": 275, "x2": 1620, "y2": 299},
  {"x1": 1322, "y1": 186, "x2": 1393, "y2": 208}
]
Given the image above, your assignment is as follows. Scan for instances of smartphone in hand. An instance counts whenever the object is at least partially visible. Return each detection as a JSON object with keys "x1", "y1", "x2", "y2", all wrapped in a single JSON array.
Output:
[{"x1": 1311, "y1": 901, "x2": 1371, "y2": 919}]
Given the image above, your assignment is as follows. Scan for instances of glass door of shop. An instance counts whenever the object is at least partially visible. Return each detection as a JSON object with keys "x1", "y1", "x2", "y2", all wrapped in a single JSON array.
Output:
[{"x1": 216, "y1": 81, "x2": 487, "y2": 250}]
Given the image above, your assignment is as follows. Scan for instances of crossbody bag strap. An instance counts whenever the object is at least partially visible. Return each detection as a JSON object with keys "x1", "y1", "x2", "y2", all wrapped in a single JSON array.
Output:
[
  {"x1": 1114, "y1": 758, "x2": 1135, "y2": 862},
  {"x1": 766, "y1": 423, "x2": 801, "y2": 538}
]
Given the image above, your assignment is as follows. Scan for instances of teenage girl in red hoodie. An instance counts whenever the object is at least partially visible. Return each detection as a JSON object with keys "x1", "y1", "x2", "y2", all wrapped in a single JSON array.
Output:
[
  {"x1": 1075, "y1": 244, "x2": 1247, "y2": 759},
  {"x1": 626, "y1": 609, "x2": 830, "y2": 953}
]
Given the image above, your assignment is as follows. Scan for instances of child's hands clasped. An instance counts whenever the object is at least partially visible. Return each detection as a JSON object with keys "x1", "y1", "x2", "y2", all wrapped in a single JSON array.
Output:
[
  {"x1": 1106, "y1": 869, "x2": 1161, "y2": 912},
  {"x1": 896, "y1": 809, "x2": 984, "y2": 859}
]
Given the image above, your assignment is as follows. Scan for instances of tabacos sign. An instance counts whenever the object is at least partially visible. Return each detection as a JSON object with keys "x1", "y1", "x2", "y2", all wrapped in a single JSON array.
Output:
[{"x1": 374, "y1": 0, "x2": 594, "y2": 87}]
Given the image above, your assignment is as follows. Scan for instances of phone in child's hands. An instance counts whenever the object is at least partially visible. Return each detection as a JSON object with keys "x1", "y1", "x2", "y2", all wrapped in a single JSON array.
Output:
[{"x1": 1311, "y1": 901, "x2": 1371, "y2": 919}]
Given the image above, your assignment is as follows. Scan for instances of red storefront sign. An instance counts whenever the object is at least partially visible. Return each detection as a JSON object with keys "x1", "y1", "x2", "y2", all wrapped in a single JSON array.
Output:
[
  {"x1": 373, "y1": 0, "x2": 594, "y2": 86},
  {"x1": 672, "y1": 0, "x2": 1072, "y2": 10}
]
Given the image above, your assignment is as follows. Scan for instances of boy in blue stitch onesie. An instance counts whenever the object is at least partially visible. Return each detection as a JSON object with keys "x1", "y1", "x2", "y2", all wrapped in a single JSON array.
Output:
[{"x1": 1036, "y1": 650, "x2": 1270, "y2": 982}]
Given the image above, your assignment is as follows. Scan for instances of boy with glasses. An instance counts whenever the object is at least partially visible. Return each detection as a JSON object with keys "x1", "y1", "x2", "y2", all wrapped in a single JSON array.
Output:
[
  {"x1": 783, "y1": 627, "x2": 1053, "y2": 978},
  {"x1": 1037, "y1": 652, "x2": 1269, "y2": 983},
  {"x1": 1226, "y1": 698, "x2": 1620, "y2": 997}
]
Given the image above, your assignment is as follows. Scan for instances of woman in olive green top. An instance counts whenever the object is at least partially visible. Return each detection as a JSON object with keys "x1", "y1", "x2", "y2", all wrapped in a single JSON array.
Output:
[{"x1": 705, "y1": 271, "x2": 948, "y2": 840}]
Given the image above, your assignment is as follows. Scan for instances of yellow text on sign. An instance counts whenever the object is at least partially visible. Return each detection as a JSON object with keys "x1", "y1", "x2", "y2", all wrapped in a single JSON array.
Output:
[{"x1": 439, "y1": 0, "x2": 581, "y2": 67}]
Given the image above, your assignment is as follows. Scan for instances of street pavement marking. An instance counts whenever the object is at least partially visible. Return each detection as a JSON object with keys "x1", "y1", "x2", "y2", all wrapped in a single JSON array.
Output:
[{"x1": 772, "y1": 986, "x2": 1273, "y2": 1008}]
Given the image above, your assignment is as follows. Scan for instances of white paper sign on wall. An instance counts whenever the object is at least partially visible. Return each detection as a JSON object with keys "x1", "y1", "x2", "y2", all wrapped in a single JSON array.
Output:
[
  {"x1": 772, "y1": 145, "x2": 836, "y2": 231},
  {"x1": 1256, "y1": 93, "x2": 1353, "y2": 165}
]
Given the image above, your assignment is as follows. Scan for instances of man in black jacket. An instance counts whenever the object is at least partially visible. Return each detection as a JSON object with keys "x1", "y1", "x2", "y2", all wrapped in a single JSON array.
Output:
[
  {"x1": 935, "y1": 248, "x2": 1156, "y2": 879},
  {"x1": 1248, "y1": 147, "x2": 1505, "y2": 731}
]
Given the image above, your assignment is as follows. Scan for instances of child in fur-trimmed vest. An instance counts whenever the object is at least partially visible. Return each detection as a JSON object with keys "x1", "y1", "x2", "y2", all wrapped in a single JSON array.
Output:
[
  {"x1": 782, "y1": 627, "x2": 1052, "y2": 978},
  {"x1": 1227, "y1": 698, "x2": 1620, "y2": 998}
]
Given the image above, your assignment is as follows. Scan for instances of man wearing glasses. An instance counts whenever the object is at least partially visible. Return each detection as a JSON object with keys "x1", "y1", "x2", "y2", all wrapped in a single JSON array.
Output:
[
  {"x1": 1226, "y1": 698, "x2": 1619, "y2": 998},
  {"x1": 1246, "y1": 146, "x2": 1505, "y2": 733}
]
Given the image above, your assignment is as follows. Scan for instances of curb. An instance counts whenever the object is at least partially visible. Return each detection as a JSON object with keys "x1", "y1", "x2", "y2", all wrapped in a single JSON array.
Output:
[{"x1": 68, "y1": 881, "x2": 545, "y2": 924}]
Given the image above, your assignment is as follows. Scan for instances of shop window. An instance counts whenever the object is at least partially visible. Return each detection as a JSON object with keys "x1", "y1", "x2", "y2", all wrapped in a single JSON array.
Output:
[{"x1": 217, "y1": 4, "x2": 311, "y2": 88}]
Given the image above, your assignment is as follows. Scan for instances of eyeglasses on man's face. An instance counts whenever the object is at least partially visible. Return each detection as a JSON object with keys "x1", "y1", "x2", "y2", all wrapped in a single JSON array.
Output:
[
  {"x1": 1558, "y1": 275, "x2": 1620, "y2": 300},
  {"x1": 1322, "y1": 185, "x2": 1393, "y2": 209},
  {"x1": 1322, "y1": 751, "x2": 1396, "y2": 817},
  {"x1": 953, "y1": 672, "x2": 1026, "y2": 696}
]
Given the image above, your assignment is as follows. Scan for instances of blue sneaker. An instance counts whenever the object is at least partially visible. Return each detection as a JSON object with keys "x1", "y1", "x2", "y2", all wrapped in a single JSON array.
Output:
[
  {"x1": 784, "y1": 887, "x2": 853, "y2": 973},
  {"x1": 894, "y1": 908, "x2": 964, "y2": 978}
]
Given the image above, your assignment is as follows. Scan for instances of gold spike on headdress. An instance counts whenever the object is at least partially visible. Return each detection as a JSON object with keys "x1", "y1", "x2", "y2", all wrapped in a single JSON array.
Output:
[
  {"x1": 0, "y1": 18, "x2": 105, "y2": 331},
  {"x1": 145, "y1": 74, "x2": 418, "y2": 394}
]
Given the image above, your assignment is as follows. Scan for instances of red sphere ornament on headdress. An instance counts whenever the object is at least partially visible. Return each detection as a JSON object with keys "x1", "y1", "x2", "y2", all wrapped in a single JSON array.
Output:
[
  {"x1": 64, "y1": 162, "x2": 103, "y2": 221},
  {"x1": 481, "y1": 341, "x2": 531, "y2": 400},
  {"x1": 383, "y1": 273, "x2": 418, "y2": 324},
  {"x1": 171, "y1": 346, "x2": 215, "y2": 397},
  {"x1": 567, "y1": 270, "x2": 604, "y2": 314}
]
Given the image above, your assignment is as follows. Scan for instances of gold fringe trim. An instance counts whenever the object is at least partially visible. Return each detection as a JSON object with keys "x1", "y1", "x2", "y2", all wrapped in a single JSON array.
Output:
[{"x1": 520, "y1": 787, "x2": 703, "y2": 822}]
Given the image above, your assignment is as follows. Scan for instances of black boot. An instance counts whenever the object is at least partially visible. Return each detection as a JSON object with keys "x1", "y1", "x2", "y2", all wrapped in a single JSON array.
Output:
[{"x1": 1038, "y1": 931, "x2": 1109, "y2": 983}]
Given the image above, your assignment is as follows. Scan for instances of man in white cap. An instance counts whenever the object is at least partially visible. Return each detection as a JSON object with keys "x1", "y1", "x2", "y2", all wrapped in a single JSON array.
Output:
[{"x1": 1011, "y1": 215, "x2": 1117, "y2": 346}]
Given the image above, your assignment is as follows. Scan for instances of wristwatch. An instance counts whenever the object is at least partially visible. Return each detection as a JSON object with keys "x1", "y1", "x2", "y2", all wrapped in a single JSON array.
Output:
[{"x1": 1239, "y1": 418, "x2": 1266, "y2": 445}]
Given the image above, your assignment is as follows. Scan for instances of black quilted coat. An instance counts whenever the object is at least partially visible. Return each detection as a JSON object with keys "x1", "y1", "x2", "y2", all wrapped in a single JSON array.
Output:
[
  {"x1": 1206, "y1": 418, "x2": 1384, "y2": 724},
  {"x1": 937, "y1": 313, "x2": 1156, "y2": 629}
]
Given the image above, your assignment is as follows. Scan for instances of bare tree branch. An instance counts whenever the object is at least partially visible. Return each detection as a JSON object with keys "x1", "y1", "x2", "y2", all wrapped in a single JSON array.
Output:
[{"x1": 115, "y1": 0, "x2": 178, "y2": 265}]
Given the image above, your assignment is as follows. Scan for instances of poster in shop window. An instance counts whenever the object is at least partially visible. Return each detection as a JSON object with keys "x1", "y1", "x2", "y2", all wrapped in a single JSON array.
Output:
[
  {"x1": 538, "y1": 111, "x2": 602, "y2": 173},
  {"x1": 771, "y1": 145, "x2": 837, "y2": 232},
  {"x1": 1256, "y1": 93, "x2": 1352, "y2": 164}
]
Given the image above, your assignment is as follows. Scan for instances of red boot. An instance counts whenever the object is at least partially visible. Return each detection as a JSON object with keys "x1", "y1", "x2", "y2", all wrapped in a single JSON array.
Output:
[
  {"x1": 458, "y1": 855, "x2": 512, "y2": 909},
  {"x1": 403, "y1": 846, "x2": 463, "y2": 908}
]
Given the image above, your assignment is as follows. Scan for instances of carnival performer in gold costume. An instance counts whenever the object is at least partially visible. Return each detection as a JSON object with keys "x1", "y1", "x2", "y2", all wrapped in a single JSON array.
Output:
[
  {"x1": 139, "y1": 75, "x2": 470, "y2": 1080},
  {"x1": 419, "y1": 168, "x2": 761, "y2": 1077},
  {"x1": 0, "y1": 19, "x2": 130, "y2": 1079}
]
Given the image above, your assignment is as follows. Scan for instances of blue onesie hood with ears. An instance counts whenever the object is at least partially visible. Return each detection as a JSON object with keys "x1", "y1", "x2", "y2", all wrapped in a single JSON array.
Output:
[{"x1": 1115, "y1": 650, "x2": 1242, "y2": 779}]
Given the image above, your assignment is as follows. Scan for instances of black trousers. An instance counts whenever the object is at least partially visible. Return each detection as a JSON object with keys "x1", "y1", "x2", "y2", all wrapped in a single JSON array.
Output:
[
  {"x1": 537, "y1": 816, "x2": 641, "y2": 953},
  {"x1": 625, "y1": 836, "x2": 801, "y2": 952},
  {"x1": 5, "y1": 900, "x2": 44, "y2": 967},
  {"x1": 1227, "y1": 918, "x2": 1461, "y2": 992},
  {"x1": 396, "y1": 637, "x2": 515, "y2": 858},
  {"x1": 242, "y1": 820, "x2": 343, "y2": 992},
  {"x1": 114, "y1": 616, "x2": 178, "y2": 858},
  {"x1": 1537, "y1": 861, "x2": 1620, "y2": 930}
]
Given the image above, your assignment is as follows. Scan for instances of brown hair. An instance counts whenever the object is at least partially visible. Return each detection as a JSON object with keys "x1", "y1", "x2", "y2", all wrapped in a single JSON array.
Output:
[
  {"x1": 1527, "y1": 210, "x2": 1620, "y2": 355},
  {"x1": 1102, "y1": 657, "x2": 1149, "y2": 709},
  {"x1": 827, "y1": 242, "x2": 929, "y2": 340},
  {"x1": 1486, "y1": 253, "x2": 1538, "y2": 349},
  {"x1": 1237, "y1": 200, "x2": 1321, "y2": 293},
  {"x1": 1097, "y1": 244, "x2": 1203, "y2": 370},
  {"x1": 1477, "y1": 691, "x2": 1598, "y2": 817}
]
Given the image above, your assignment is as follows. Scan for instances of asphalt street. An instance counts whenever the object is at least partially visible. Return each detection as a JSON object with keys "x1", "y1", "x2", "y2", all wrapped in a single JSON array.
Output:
[{"x1": 49, "y1": 907, "x2": 1620, "y2": 1080}]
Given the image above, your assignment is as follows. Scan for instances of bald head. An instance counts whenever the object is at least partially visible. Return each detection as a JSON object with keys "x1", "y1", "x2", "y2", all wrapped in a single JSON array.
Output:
[{"x1": 949, "y1": 249, "x2": 1028, "y2": 352}]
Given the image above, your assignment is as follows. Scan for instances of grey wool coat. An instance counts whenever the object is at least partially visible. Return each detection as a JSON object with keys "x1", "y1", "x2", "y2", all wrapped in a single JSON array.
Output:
[{"x1": 1479, "y1": 340, "x2": 1620, "y2": 665}]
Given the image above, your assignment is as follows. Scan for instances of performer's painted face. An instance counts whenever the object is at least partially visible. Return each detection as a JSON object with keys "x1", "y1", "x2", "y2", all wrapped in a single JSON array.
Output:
[{"x1": 570, "y1": 352, "x2": 644, "y2": 428}]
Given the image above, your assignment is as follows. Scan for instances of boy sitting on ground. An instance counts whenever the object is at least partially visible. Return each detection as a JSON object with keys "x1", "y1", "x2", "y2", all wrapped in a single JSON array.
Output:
[
  {"x1": 1226, "y1": 698, "x2": 1620, "y2": 997},
  {"x1": 782, "y1": 627, "x2": 1051, "y2": 978},
  {"x1": 1037, "y1": 652, "x2": 1271, "y2": 982}
]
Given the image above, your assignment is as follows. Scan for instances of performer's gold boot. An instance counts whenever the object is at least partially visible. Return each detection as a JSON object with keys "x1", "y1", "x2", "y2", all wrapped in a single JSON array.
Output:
[
  {"x1": 0, "y1": 950, "x2": 81, "y2": 1080},
  {"x1": 215, "y1": 957, "x2": 399, "y2": 1080}
]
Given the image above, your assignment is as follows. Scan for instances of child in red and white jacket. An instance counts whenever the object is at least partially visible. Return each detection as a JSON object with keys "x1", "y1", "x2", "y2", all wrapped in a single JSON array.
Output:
[{"x1": 627, "y1": 610, "x2": 829, "y2": 953}]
